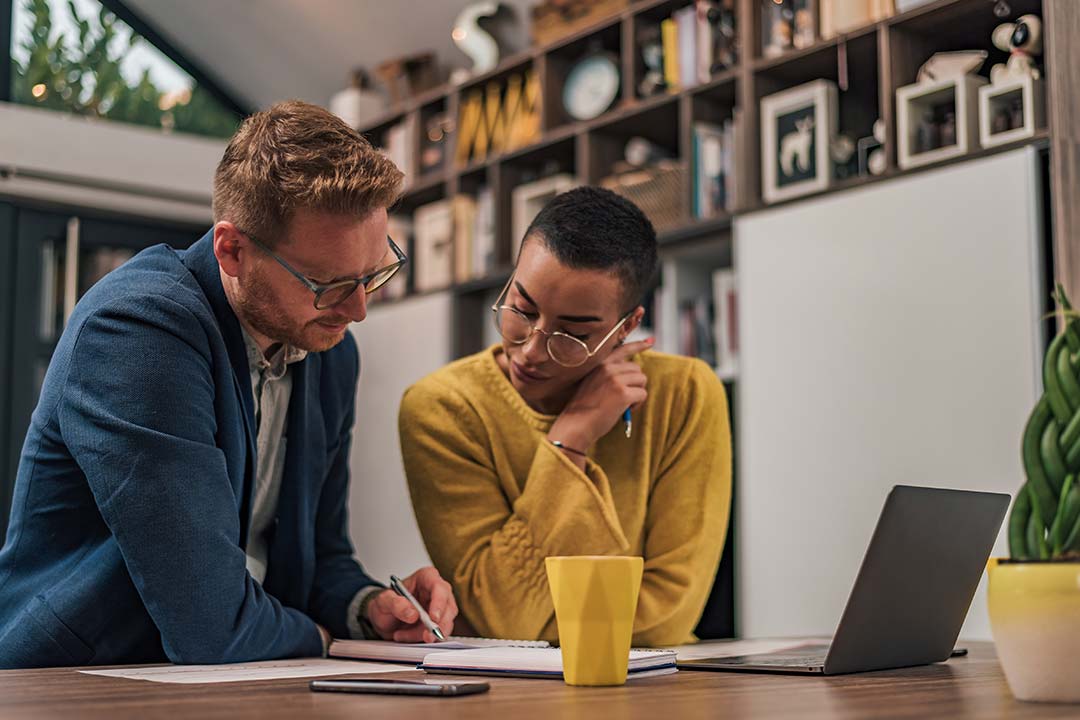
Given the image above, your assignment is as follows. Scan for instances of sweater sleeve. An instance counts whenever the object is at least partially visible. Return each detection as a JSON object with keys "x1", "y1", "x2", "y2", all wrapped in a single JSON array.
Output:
[
  {"x1": 632, "y1": 360, "x2": 733, "y2": 646},
  {"x1": 399, "y1": 381, "x2": 630, "y2": 641}
]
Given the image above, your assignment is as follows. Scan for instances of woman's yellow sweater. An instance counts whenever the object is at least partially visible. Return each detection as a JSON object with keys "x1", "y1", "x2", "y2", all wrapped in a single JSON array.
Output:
[{"x1": 398, "y1": 345, "x2": 732, "y2": 647}]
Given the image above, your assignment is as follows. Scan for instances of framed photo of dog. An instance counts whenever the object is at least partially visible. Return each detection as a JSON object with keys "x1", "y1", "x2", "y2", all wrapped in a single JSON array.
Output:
[{"x1": 761, "y1": 79, "x2": 838, "y2": 204}]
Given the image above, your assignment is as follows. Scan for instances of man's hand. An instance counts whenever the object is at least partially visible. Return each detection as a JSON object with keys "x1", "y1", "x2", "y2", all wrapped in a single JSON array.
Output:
[{"x1": 366, "y1": 566, "x2": 458, "y2": 643}]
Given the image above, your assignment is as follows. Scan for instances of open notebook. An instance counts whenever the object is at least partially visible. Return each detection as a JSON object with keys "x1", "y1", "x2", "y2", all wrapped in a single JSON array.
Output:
[
  {"x1": 329, "y1": 637, "x2": 549, "y2": 665},
  {"x1": 420, "y1": 647, "x2": 678, "y2": 680}
]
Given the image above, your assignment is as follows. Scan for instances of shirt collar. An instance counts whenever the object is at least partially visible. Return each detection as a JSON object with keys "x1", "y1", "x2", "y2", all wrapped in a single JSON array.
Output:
[{"x1": 240, "y1": 326, "x2": 308, "y2": 381}]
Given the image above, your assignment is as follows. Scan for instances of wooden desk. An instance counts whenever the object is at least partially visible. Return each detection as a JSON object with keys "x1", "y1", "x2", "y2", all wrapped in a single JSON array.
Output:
[{"x1": 0, "y1": 642, "x2": 1071, "y2": 719}]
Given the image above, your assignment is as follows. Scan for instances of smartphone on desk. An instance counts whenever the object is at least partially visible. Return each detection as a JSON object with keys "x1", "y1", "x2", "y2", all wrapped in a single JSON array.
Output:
[{"x1": 310, "y1": 678, "x2": 490, "y2": 697}]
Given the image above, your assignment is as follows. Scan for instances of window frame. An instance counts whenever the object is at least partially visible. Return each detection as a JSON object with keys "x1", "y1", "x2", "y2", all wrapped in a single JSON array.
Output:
[{"x1": 4, "y1": 0, "x2": 251, "y2": 117}]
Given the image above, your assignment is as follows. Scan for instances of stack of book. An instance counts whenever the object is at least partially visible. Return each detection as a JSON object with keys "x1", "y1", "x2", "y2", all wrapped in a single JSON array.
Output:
[
  {"x1": 692, "y1": 118, "x2": 737, "y2": 218},
  {"x1": 712, "y1": 268, "x2": 739, "y2": 379},
  {"x1": 411, "y1": 192, "x2": 498, "y2": 294},
  {"x1": 659, "y1": 0, "x2": 736, "y2": 93}
]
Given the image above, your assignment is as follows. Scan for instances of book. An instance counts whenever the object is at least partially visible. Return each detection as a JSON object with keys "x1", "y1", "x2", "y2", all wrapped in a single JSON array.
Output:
[
  {"x1": 452, "y1": 194, "x2": 477, "y2": 283},
  {"x1": 413, "y1": 199, "x2": 454, "y2": 293},
  {"x1": 661, "y1": 18, "x2": 679, "y2": 91},
  {"x1": 695, "y1": 0, "x2": 716, "y2": 85},
  {"x1": 329, "y1": 637, "x2": 550, "y2": 665},
  {"x1": 712, "y1": 268, "x2": 739, "y2": 378},
  {"x1": 420, "y1": 646, "x2": 678, "y2": 680},
  {"x1": 674, "y1": 5, "x2": 698, "y2": 90},
  {"x1": 692, "y1": 118, "x2": 737, "y2": 218},
  {"x1": 473, "y1": 185, "x2": 496, "y2": 277},
  {"x1": 692, "y1": 121, "x2": 726, "y2": 218}
]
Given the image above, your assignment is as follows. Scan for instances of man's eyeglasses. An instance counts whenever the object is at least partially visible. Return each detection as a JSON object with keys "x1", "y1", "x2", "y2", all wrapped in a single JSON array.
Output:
[
  {"x1": 490, "y1": 275, "x2": 631, "y2": 368},
  {"x1": 244, "y1": 233, "x2": 407, "y2": 310}
]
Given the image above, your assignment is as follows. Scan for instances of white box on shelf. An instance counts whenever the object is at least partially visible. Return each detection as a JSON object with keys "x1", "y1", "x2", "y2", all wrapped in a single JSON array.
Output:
[
  {"x1": 761, "y1": 79, "x2": 838, "y2": 204},
  {"x1": 897, "y1": 74, "x2": 986, "y2": 170},
  {"x1": 979, "y1": 75, "x2": 1045, "y2": 150},
  {"x1": 510, "y1": 173, "x2": 579, "y2": 263},
  {"x1": 413, "y1": 200, "x2": 454, "y2": 293}
]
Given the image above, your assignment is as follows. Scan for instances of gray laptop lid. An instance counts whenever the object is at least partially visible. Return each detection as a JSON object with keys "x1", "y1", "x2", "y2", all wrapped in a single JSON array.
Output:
[{"x1": 823, "y1": 485, "x2": 1009, "y2": 675}]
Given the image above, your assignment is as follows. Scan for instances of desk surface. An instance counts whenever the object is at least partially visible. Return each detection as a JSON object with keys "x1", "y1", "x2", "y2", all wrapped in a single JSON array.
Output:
[{"x1": 0, "y1": 642, "x2": 1072, "y2": 719}]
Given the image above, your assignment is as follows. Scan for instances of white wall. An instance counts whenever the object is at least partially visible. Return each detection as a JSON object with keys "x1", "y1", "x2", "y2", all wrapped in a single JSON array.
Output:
[
  {"x1": 346, "y1": 292, "x2": 455, "y2": 581},
  {"x1": 735, "y1": 148, "x2": 1045, "y2": 642}
]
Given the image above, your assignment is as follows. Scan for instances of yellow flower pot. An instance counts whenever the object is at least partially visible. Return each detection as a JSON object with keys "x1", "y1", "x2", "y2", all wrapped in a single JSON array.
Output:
[{"x1": 987, "y1": 558, "x2": 1080, "y2": 703}]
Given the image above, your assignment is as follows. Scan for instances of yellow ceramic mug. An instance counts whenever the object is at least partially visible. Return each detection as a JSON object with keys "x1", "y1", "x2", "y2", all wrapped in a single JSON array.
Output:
[{"x1": 545, "y1": 555, "x2": 644, "y2": 686}]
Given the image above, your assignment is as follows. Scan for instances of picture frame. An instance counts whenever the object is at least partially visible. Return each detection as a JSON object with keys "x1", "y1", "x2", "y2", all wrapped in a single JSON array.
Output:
[
  {"x1": 761, "y1": 79, "x2": 838, "y2": 204},
  {"x1": 897, "y1": 74, "x2": 985, "y2": 170},
  {"x1": 978, "y1": 75, "x2": 1045, "y2": 150}
]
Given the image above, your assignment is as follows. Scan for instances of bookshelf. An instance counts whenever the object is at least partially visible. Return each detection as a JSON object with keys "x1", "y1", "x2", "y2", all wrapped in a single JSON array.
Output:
[{"x1": 359, "y1": 0, "x2": 1048, "y2": 365}]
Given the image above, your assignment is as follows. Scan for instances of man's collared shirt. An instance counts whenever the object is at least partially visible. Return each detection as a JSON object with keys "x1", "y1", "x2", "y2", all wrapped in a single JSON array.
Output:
[{"x1": 240, "y1": 328, "x2": 379, "y2": 643}]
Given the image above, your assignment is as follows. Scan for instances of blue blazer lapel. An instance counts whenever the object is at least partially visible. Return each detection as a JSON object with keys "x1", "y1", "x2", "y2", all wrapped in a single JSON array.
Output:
[
  {"x1": 263, "y1": 352, "x2": 325, "y2": 610},
  {"x1": 180, "y1": 232, "x2": 259, "y2": 543}
]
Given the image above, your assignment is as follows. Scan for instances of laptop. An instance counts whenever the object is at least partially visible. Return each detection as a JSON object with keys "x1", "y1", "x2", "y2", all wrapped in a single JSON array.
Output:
[{"x1": 679, "y1": 485, "x2": 1009, "y2": 675}]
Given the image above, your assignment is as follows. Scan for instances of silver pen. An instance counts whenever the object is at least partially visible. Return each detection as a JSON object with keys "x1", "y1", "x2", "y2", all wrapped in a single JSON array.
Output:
[{"x1": 389, "y1": 574, "x2": 446, "y2": 641}]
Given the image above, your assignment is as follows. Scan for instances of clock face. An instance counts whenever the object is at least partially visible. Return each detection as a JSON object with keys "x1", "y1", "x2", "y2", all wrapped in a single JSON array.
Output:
[{"x1": 563, "y1": 54, "x2": 620, "y2": 121}]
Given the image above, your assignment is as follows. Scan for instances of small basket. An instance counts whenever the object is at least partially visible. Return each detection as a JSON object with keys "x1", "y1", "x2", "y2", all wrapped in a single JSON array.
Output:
[
  {"x1": 600, "y1": 160, "x2": 687, "y2": 233},
  {"x1": 532, "y1": 0, "x2": 629, "y2": 47}
]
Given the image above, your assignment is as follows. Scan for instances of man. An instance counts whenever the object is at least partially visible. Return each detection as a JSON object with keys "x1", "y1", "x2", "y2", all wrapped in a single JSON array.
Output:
[{"x1": 0, "y1": 101, "x2": 456, "y2": 668}]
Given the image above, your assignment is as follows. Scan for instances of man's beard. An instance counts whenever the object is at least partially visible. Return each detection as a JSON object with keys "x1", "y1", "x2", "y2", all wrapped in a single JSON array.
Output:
[{"x1": 233, "y1": 268, "x2": 348, "y2": 353}]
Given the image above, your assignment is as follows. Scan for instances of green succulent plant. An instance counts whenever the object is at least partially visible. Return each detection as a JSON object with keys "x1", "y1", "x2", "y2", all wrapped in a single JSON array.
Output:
[{"x1": 1010, "y1": 284, "x2": 1080, "y2": 560}]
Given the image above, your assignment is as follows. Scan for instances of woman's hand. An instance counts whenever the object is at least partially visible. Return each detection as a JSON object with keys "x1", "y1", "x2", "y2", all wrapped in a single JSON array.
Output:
[{"x1": 547, "y1": 338, "x2": 652, "y2": 464}]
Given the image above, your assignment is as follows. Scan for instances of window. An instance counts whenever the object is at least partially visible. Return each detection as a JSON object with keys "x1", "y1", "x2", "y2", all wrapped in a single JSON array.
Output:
[{"x1": 9, "y1": 0, "x2": 242, "y2": 138}]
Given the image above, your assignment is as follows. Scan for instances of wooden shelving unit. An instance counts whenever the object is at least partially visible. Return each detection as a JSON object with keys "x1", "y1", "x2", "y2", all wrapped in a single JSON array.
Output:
[{"x1": 361, "y1": 0, "x2": 1048, "y2": 354}]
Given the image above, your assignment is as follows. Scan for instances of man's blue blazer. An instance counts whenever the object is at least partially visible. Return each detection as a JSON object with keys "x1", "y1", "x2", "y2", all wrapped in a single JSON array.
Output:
[{"x1": 0, "y1": 231, "x2": 379, "y2": 668}]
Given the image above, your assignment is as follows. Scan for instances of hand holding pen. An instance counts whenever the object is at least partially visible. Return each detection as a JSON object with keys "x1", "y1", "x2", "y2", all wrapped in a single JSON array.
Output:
[
  {"x1": 365, "y1": 567, "x2": 457, "y2": 643},
  {"x1": 547, "y1": 338, "x2": 652, "y2": 465}
]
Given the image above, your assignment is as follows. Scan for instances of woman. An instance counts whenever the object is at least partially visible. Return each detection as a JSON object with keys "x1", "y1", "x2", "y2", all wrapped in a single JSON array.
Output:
[{"x1": 399, "y1": 186, "x2": 731, "y2": 646}]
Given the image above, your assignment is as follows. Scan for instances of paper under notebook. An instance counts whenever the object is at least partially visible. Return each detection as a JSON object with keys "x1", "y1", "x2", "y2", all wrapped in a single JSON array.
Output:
[
  {"x1": 329, "y1": 636, "x2": 549, "y2": 664},
  {"x1": 419, "y1": 646, "x2": 678, "y2": 680}
]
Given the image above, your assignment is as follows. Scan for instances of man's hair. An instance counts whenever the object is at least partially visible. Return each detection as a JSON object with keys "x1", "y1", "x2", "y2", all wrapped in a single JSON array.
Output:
[
  {"x1": 523, "y1": 186, "x2": 658, "y2": 309},
  {"x1": 213, "y1": 100, "x2": 403, "y2": 246}
]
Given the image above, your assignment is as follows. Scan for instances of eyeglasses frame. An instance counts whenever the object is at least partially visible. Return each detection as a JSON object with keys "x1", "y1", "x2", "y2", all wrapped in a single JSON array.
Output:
[
  {"x1": 243, "y1": 231, "x2": 407, "y2": 310},
  {"x1": 490, "y1": 274, "x2": 634, "y2": 368}
]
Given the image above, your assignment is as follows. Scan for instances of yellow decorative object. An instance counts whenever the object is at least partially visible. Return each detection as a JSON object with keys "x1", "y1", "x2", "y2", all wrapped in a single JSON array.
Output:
[
  {"x1": 987, "y1": 558, "x2": 1080, "y2": 703},
  {"x1": 519, "y1": 70, "x2": 542, "y2": 146},
  {"x1": 545, "y1": 555, "x2": 643, "y2": 686},
  {"x1": 455, "y1": 90, "x2": 483, "y2": 168},
  {"x1": 484, "y1": 81, "x2": 507, "y2": 156},
  {"x1": 501, "y1": 74, "x2": 523, "y2": 150}
]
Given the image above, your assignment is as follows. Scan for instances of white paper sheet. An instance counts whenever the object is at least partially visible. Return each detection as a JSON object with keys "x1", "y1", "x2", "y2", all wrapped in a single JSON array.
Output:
[
  {"x1": 662, "y1": 637, "x2": 832, "y2": 661},
  {"x1": 80, "y1": 658, "x2": 412, "y2": 684}
]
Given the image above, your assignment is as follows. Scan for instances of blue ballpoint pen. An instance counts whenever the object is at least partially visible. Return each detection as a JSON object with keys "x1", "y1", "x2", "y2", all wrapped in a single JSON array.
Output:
[{"x1": 624, "y1": 408, "x2": 632, "y2": 438}]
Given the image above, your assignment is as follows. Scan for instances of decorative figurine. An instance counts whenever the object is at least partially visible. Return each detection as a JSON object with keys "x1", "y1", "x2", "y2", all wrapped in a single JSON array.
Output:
[
  {"x1": 638, "y1": 25, "x2": 666, "y2": 98},
  {"x1": 452, "y1": 2, "x2": 502, "y2": 78},
  {"x1": 990, "y1": 14, "x2": 1042, "y2": 85}
]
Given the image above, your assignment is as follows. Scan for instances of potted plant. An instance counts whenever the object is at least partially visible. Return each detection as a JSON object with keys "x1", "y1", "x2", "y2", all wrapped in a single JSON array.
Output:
[{"x1": 988, "y1": 285, "x2": 1080, "y2": 703}]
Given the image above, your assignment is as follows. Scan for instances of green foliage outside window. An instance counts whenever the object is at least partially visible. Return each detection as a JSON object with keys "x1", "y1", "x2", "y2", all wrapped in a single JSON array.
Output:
[{"x1": 9, "y1": 0, "x2": 241, "y2": 138}]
